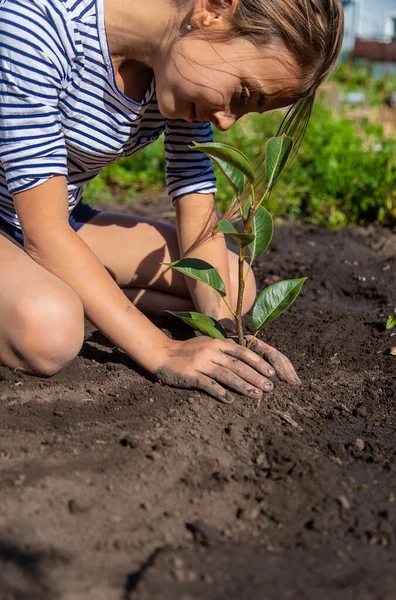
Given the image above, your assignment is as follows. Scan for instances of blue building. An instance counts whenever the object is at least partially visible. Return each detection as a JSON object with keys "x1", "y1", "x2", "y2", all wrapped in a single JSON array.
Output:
[{"x1": 343, "y1": 0, "x2": 396, "y2": 52}]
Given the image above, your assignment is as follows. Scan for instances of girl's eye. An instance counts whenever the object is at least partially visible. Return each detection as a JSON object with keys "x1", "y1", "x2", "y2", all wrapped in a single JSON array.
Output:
[{"x1": 240, "y1": 86, "x2": 251, "y2": 105}]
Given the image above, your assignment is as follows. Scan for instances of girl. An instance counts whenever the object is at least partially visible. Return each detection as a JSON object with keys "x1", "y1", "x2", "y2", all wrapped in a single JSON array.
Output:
[{"x1": 0, "y1": 0, "x2": 343, "y2": 403}]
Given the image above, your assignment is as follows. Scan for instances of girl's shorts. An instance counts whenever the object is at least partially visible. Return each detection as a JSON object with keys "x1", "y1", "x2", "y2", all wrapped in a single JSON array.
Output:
[{"x1": 0, "y1": 202, "x2": 101, "y2": 246}]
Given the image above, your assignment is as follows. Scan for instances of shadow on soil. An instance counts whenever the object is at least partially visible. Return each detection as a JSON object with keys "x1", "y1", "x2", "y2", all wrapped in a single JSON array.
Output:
[{"x1": 0, "y1": 538, "x2": 66, "y2": 600}]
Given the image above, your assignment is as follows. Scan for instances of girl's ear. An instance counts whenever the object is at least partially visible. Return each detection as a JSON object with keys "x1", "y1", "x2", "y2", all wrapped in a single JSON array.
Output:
[{"x1": 191, "y1": 0, "x2": 239, "y2": 30}]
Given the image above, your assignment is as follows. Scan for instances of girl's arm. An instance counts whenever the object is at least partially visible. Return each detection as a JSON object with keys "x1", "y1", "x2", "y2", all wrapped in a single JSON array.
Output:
[
  {"x1": 175, "y1": 192, "x2": 235, "y2": 330},
  {"x1": 15, "y1": 176, "x2": 299, "y2": 401},
  {"x1": 14, "y1": 176, "x2": 173, "y2": 373}
]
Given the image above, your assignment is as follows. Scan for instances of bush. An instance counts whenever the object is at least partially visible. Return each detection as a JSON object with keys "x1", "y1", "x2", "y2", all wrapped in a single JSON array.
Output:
[{"x1": 214, "y1": 105, "x2": 395, "y2": 227}]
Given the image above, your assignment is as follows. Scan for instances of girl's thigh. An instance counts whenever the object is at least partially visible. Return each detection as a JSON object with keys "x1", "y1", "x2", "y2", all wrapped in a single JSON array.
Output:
[
  {"x1": 0, "y1": 232, "x2": 84, "y2": 373},
  {"x1": 77, "y1": 211, "x2": 190, "y2": 296}
]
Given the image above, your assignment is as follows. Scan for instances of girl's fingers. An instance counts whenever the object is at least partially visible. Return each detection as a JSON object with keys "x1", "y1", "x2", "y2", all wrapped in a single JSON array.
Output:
[
  {"x1": 210, "y1": 365, "x2": 266, "y2": 399},
  {"x1": 246, "y1": 336, "x2": 301, "y2": 386},
  {"x1": 221, "y1": 339, "x2": 275, "y2": 378},
  {"x1": 214, "y1": 353, "x2": 273, "y2": 393},
  {"x1": 156, "y1": 367, "x2": 233, "y2": 403},
  {"x1": 196, "y1": 373, "x2": 235, "y2": 404}
]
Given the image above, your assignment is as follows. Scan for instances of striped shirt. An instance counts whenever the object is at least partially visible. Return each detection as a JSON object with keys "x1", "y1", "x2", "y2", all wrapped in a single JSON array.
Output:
[{"x1": 0, "y1": 0, "x2": 217, "y2": 230}]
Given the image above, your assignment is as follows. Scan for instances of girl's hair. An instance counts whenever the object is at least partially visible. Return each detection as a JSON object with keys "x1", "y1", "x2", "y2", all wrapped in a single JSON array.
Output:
[{"x1": 228, "y1": 0, "x2": 344, "y2": 147}]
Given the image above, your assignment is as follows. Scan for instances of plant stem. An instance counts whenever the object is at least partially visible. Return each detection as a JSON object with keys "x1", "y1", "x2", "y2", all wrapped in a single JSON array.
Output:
[
  {"x1": 247, "y1": 331, "x2": 259, "y2": 349},
  {"x1": 244, "y1": 184, "x2": 257, "y2": 232},
  {"x1": 257, "y1": 188, "x2": 272, "y2": 210},
  {"x1": 235, "y1": 184, "x2": 262, "y2": 345},
  {"x1": 235, "y1": 246, "x2": 245, "y2": 345},
  {"x1": 221, "y1": 296, "x2": 236, "y2": 318}
]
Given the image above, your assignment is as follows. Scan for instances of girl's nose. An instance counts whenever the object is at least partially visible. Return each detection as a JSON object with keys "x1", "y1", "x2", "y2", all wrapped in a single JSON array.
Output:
[{"x1": 211, "y1": 111, "x2": 236, "y2": 132}]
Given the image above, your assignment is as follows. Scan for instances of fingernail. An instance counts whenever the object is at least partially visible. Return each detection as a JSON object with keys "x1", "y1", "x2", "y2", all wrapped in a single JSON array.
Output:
[
  {"x1": 222, "y1": 393, "x2": 235, "y2": 404},
  {"x1": 294, "y1": 377, "x2": 302, "y2": 386},
  {"x1": 268, "y1": 368, "x2": 275, "y2": 376},
  {"x1": 264, "y1": 381, "x2": 273, "y2": 390},
  {"x1": 248, "y1": 388, "x2": 261, "y2": 396}
]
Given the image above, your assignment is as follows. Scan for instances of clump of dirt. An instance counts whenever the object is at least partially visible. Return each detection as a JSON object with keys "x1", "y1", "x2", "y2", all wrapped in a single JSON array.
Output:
[{"x1": 0, "y1": 203, "x2": 395, "y2": 600}]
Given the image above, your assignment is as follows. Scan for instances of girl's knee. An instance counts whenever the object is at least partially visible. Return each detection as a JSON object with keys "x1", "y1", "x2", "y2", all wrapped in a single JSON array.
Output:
[{"x1": 10, "y1": 286, "x2": 84, "y2": 376}]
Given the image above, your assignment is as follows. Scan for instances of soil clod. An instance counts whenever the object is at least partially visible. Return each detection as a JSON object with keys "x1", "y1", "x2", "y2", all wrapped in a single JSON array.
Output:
[{"x1": 120, "y1": 435, "x2": 139, "y2": 448}]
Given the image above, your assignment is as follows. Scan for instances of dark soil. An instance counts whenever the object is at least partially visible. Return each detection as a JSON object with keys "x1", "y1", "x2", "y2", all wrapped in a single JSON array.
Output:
[{"x1": 0, "y1": 198, "x2": 395, "y2": 600}]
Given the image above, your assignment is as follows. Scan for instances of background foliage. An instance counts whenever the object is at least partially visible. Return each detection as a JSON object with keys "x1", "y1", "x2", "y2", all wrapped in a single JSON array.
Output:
[
  {"x1": 330, "y1": 61, "x2": 396, "y2": 107},
  {"x1": 85, "y1": 67, "x2": 395, "y2": 228}
]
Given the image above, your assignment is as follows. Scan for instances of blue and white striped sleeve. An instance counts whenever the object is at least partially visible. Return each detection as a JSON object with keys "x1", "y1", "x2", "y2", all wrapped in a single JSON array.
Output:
[
  {"x1": 164, "y1": 119, "x2": 217, "y2": 203},
  {"x1": 0, "y1": 0, "x2": 71, "y2": 194}
]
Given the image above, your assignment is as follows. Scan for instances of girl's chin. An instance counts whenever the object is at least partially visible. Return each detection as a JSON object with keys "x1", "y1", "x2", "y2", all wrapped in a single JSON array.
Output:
[
  {"x1": 157, "y1": 104, "x2": 181, "y2": 120},
  {"x1": 156, "y1": 96, "x2": 172, "y2": 119},
  {"x1": 156, "y1": 95, "x2": 194, "y2": 122}
]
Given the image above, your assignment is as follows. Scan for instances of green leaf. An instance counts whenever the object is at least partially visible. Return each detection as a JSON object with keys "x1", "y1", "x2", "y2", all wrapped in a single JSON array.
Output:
[
  {"x1": 165, "y1": 258, "x2": 226, "y2": 297},
  {"x1": 192, "y1": 141, "x2": 255, "y2": 196},
  {"x1": 265, "y1": 135, "x2": 293, "y2": 190},
  {"x1": 207, "y1": 155, "x2": 245, "y2": 198},
  {"x1": 215, "y1": 219, "x2": 238, "y2": 234},
  {"x1": 252, "y1": 278, "x2": 307, "y2": 330},
  {"x1": 248, "y1": 206, "x2": 273, "y2": 262},
  {"x1": 386, "y1": 314, "x2": 396, "y2": 330},
  {"x1": 165, "y1": 311, "x2": 227, "y2": 339},
  {"x1": 215, "y1": 220, "x2": 254, "y2": 248}
]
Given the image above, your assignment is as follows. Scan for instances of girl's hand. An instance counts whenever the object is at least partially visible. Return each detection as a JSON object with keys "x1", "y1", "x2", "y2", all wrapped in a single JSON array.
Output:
[
  {"x1": 154, "y1": 336, "x2": 301, "y2": 404},
  {"x1": 245, "y1": 336, "x2": 301, "y2": 387}
]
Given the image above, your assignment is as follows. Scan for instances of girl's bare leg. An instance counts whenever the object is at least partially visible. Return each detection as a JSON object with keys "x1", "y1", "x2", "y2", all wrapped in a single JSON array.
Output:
[
  {"x1": 77, "y1": 211, "x2": 256, "y2": 317},
  {"x1": 0, "y1": 210, "x2": 254, "y2": 374},
  {"x1": 124, "y1": 288, "x2": 192, "y2": 318},
  {"x1": 0, "y1": 232, "x2": 84, "y2": 375}
]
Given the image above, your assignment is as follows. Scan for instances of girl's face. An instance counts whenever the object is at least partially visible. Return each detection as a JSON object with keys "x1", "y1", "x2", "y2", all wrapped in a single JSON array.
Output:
[{"x1": 154, "y1": 35, "x2": 301, "y2": 130}]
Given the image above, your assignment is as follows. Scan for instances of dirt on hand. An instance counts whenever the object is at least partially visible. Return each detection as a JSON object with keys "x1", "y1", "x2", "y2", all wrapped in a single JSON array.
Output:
[{"x1": 0, "y1": 204, "x2": 395, "y2": 600}]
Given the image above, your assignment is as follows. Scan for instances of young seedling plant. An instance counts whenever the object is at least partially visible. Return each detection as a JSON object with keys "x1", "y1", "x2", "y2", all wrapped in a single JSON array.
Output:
[
  {"x1": 165, "y1": 134, "x2": 307, "y2": 353},
  {"x1": 386, "y1": 309, "x2": 396, "y2": 331}
]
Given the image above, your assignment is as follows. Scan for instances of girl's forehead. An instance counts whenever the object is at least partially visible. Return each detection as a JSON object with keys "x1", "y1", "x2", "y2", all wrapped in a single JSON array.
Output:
[{"x1": 202, "y1": 38, "x2": 301, "y2": 96}]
